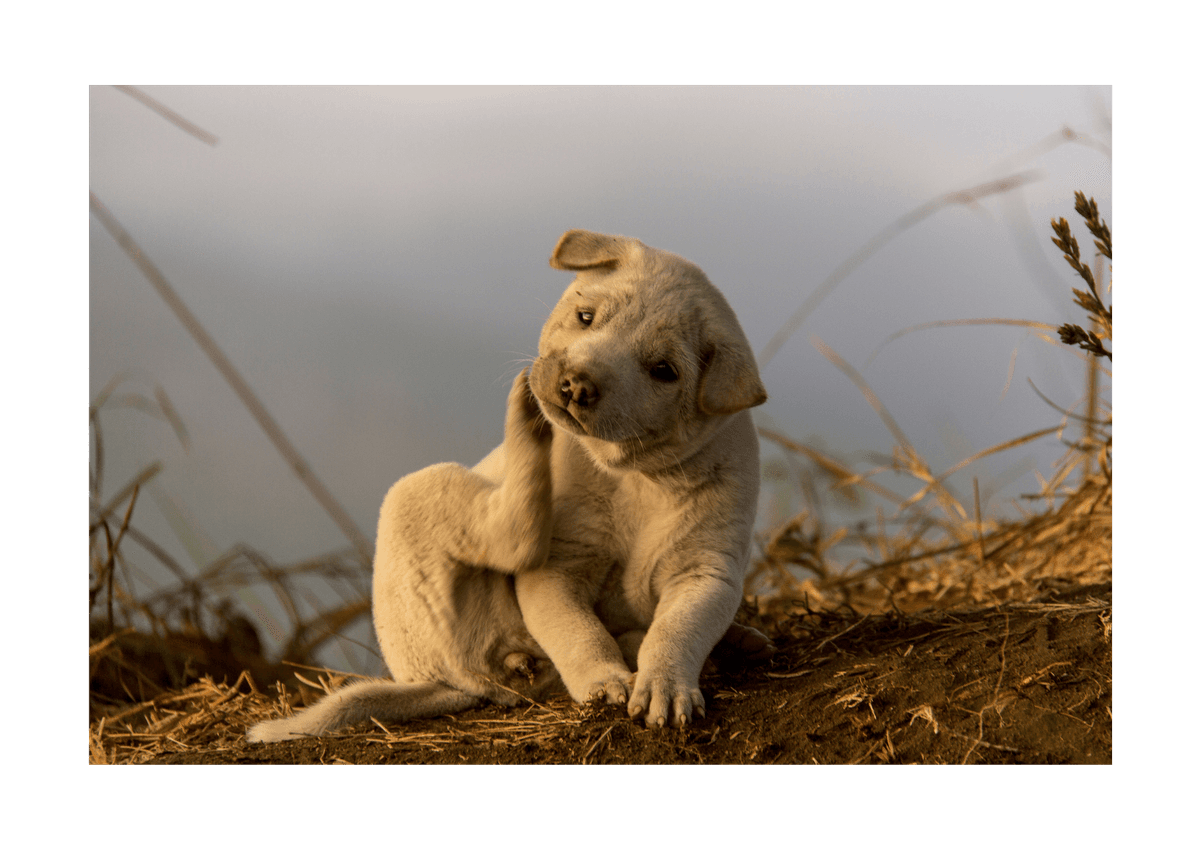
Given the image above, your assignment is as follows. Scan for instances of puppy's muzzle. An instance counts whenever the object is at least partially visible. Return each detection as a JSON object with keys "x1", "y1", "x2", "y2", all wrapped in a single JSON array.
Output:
[{"x1": 560, "y1": 371, "x2": 600, "y2": 409}]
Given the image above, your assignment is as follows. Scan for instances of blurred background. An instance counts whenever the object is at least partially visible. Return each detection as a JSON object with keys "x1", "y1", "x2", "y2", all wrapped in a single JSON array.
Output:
[{"x1": 89, "y1": 85, "x2": 1111, "y2": 669}]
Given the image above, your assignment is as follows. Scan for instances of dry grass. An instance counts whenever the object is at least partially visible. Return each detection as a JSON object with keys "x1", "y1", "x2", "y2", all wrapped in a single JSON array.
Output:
[
  {"x1": 749, "y1": 434, "x2": 1110, "y2": 616},
  {"x1": 89, "y1": 374, "x2": 374, "y2": 719},
  {"x1": 1052, "y1": 192, "x2": 1112, "y2": 360},
  {"x1": 88, "y1": 167, "x2": 1111, "y2": 762},
  {"x1": 89, "y1": 668, "x2": 624, "y2": 765},
  {"x1": 90, "y1": 673, "x2": 272, "y2": 765},
  {"x1": 748, "y1": 192, "x2": 1111, "y2": 617},
  {"x1": 89, "y1": 588, "x2": 1111, "y2": 765}
]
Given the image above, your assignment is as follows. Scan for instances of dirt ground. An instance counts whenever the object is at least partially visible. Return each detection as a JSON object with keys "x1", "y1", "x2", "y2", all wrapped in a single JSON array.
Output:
[{"x1": 93, "y1": 580, "x2": 1110, "y2": 765}]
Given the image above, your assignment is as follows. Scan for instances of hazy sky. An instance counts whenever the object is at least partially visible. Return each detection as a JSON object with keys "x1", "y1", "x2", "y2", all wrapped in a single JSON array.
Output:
[{"x1": 89, "y1": 85, "x2": 1111, "y2": 650}]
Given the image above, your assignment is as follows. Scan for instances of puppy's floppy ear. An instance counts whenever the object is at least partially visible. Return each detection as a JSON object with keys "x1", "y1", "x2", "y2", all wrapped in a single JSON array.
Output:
[
  {"x1": 550, "y1": 230, "x2": 635, "y2": 270},
  {"x1": 699, "y1": 337, "x2": 768, "y2": 416}
]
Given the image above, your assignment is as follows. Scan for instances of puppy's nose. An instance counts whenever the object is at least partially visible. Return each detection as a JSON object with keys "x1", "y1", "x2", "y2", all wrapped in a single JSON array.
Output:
[{"x1": 560, "y1": 373, "x2": 600, "y2": 408}]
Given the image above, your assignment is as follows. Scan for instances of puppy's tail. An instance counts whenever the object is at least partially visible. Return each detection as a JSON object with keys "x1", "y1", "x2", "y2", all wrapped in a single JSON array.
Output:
[{"x1": 246, "y1": 679, "x2": 480, "y2": 743}]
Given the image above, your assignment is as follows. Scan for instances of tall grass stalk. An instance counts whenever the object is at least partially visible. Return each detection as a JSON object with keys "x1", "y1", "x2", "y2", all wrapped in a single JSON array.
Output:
[
  {"x1": 751, "y1": 191, "x2": 1111, "y2": 614},
  {"x1": 89, "y1": 192, "x2": 374, "y2": 566}
]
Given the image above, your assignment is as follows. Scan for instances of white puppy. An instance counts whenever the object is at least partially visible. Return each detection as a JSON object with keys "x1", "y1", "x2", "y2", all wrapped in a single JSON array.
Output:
[{"x1": 248, "y1": 230, "x2": 766, "y2": 743}]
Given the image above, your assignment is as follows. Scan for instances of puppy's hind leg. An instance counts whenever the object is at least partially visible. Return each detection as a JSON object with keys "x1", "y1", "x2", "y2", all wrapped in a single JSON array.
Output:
[
  {"x1": 719, "y1": 622, "x2": 776, "y2": 662},
  {"x1": 246, "y1": 680, "x2": 479, "y2": 743},
  {"x1": 380, "y1": 370, "x2": 553, "y2": 576}
]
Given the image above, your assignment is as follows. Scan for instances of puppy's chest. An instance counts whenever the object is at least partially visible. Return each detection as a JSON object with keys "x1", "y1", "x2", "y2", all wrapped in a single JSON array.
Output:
[
  {"x1": 551, "y1": 458, "x2": 696, "y2": 594},
  {"x1": 601, "y1": 479, "x2": 687, "y2": 568}
]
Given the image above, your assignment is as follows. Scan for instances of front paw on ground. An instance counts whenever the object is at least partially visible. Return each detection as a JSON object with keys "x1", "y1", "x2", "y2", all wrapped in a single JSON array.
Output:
[
  {"x1": 581, "y1": 674, "x2": 632, "y2": 706},
  {"x1": 627, "y1": 674, "x2": 705, "y2": 729}
]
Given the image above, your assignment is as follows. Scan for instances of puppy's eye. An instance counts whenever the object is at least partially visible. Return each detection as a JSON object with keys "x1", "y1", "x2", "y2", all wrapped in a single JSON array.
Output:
[
  {"x1": 648, "y1": 361, "x2": 679, "y2": 382},
  {"x1": 577, "y1": 310, "x2": 594, "y2": 326}
]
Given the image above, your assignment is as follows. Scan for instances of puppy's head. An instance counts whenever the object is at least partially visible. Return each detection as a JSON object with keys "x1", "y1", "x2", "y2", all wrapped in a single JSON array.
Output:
[{"x1": 529, "y1": 229, "x2": 766, "y2": 471}]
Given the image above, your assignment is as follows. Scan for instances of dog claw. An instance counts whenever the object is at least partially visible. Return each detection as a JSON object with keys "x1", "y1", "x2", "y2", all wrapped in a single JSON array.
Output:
[
  {"x1": 587, "y1": 678, "x2": 630, "y2": 706},
  {"x1": 503, "y1": 652, "x2": 538, "y2": 682}
]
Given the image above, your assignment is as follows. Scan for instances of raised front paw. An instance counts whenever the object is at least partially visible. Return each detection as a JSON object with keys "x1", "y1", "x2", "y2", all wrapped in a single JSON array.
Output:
[
  {"x1": 627, "y1": 669, "x2": 705, "y2": 729},
  {"x1": 508, "y1": 369, "x2": 553, "y2": 446}
]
